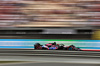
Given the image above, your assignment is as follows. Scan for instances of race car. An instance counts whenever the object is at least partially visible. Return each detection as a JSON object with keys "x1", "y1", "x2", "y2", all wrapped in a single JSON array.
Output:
[{"x1": 34, "y1": 42, "x2": 82, "y2": 51}]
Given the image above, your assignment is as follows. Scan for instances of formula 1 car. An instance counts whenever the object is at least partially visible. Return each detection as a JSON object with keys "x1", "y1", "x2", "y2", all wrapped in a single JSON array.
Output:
[{"x1": 34, "y1": 42, "x2": 82, "y2": 51}]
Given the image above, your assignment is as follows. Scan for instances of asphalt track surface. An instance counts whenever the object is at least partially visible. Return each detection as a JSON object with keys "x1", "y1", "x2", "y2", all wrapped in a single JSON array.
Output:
[
  {"x1": 0, "y1": 49, "x2": 100, "y2": 66},
  {"x1": 0, "y1": 49, "x2": 100, "y2": 58},
  {"x1": 1, "y1": 63, "x2": 100, "y2": 66}
]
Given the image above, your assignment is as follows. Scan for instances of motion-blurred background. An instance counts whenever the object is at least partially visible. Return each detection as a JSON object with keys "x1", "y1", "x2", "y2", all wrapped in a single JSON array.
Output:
[
  {"x1": 0, "y1": 0, "x2": 100, "y2": 40},
  {"x1": 0, "y1": 1, "x2": 100, "y2": 66}
]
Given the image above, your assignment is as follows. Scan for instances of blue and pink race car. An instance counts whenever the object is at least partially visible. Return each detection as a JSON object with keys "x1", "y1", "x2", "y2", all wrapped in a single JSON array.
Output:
[{"x1": 34, "y1": 42, "x2": 82, "y2": 51}]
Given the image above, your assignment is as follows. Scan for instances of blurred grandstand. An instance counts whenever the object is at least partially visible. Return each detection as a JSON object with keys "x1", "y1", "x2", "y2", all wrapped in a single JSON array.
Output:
[{"x1": 0, "y1": 0, "x2": 100, "y2": 39}]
